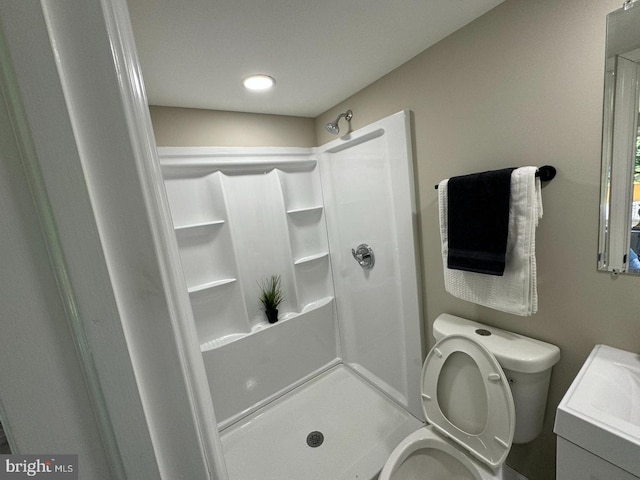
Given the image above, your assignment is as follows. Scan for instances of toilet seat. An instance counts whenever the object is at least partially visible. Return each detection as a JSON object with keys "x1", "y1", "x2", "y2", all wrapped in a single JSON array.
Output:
[
  {"x1": 421, "y1": 334, "x2": 515, "y2": 468},
  {"x1": 379, "y1": 426, "x2": 501, "y2": 480}
]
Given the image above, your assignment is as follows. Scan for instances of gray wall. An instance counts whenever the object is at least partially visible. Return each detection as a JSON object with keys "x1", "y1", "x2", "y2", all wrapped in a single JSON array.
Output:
[
  {"x1": 150, "y1": 106, "x2": 316, "y2": 147},
  {"x1": 316, "y1": 0, "x2": 634, "y2": 478}
]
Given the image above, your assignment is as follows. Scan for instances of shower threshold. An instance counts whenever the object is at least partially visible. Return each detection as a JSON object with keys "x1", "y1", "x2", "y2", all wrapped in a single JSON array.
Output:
[{"x1": 219, "y1": 364, "x2": 422, "y2": 480}]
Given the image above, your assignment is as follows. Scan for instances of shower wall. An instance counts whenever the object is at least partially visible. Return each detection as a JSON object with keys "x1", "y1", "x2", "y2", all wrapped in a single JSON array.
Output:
[
  {"x1": 159, "y1": 111, "x2": 423, "y2": 427},
  {"x1": 161, "y1": 148, "x2": 338, "y2": 425},
  {"x1": 318, "y1": 111, "x2": 424, "y2": 419}
]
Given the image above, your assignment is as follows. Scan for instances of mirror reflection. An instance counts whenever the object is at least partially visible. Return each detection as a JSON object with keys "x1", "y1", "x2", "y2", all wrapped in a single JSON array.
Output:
[{"x1": 598, "y1": 1, "x2": 640, "y2": 275}]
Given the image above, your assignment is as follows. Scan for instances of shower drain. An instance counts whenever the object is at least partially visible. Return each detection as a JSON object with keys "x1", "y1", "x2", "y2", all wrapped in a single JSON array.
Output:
[{"x1": 306, "y1": 431, "x2": 324, "y2": 448}]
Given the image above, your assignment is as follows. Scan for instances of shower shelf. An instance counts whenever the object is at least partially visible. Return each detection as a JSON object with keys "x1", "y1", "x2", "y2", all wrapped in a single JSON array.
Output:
[
  {"x1": 293, "y1": 252, "x2": 329, "y2": 265},
  {"x1": 199, "y1": 296, "x2": 334, "y2": 353},
  {"x1": 174, "y1": 219, "x2": 225, "y2": 231},
  {"x1": 286, "y1": 205, "x2": 323, "y2": 215},
  {"x1": 188, "y1": 277, "x2": 237, "y2": 294}
]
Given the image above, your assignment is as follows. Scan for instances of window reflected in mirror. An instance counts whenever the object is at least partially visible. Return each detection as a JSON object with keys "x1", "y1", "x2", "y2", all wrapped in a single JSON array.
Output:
[
  {"x1": 598, "y1": 2, "x2": 640, "y2": 275},
  {"x1": 631, "y1": 133, "x2": 640, "y2": 272}
]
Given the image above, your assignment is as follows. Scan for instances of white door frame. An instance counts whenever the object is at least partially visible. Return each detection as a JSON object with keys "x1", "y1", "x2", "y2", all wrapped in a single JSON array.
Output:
[{"x1": 0, "y1": 0, "x2": 227, "y2": 478}]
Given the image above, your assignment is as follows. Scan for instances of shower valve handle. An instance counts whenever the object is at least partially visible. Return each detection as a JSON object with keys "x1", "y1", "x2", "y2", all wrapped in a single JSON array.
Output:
[{"x1": 351, "y1": 243, "x2": 375, "y2": 269}]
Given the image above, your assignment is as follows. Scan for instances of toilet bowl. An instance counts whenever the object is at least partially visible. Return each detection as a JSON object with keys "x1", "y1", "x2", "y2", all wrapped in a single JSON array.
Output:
[
  {"x1": 379, "y1": 314, "x2": 561, "y2": 480},
  {"x1": 379, "y1": 427, "x2": 500, "y2": 480}
]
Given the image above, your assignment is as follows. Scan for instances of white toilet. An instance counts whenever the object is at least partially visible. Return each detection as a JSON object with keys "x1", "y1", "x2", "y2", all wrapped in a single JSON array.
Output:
[{"x1": 379, "y1": 314, "x2": 561, "y2": 480}]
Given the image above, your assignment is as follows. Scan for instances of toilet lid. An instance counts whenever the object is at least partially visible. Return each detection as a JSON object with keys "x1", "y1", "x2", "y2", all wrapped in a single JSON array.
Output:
[{"x1": 421, "y1": 334, "x2": 515, "y2": 469}]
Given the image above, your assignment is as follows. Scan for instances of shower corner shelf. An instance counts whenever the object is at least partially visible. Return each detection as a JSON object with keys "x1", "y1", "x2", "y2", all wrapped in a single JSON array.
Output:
[
  {"x1": 286, "y1": 205, "x2": 323, "y2": 215},
  {"x1": 293, "y1": 252, "x2": 329, "y2": 265},
  {"x1": 301, "y1": 296, "x2": 334, "y2": 313},
  {"x1": 175, "y1": 219, "x2": 225, "y2": 231},
  {"x1": 188, "y1": 277, "x2": 237, "y2": 294}
]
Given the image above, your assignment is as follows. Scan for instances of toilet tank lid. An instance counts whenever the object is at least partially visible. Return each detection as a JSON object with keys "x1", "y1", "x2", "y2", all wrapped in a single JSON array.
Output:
[{"x1": 433, "y1": 314, "x2": 560, "y2": 373}]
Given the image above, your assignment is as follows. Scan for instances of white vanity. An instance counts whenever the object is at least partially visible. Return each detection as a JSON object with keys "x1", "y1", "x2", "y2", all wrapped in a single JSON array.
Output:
[{"x1": 554, "y1": 344, "x2": 640, "y2": 480}]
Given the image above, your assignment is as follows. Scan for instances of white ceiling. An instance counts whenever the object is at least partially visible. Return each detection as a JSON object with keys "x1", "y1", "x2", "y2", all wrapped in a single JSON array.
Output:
[{"x1": 127, "y1": 0, "x2": 504, "y2": 118}]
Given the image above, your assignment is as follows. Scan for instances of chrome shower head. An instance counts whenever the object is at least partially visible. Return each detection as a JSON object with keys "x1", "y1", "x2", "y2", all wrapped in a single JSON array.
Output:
[
  {"x1": 325, "y1": 122, "x2": 340, "y2": 135},
  {"x1": 325, "y1": 110, "x2": 353, "y2": 135}
]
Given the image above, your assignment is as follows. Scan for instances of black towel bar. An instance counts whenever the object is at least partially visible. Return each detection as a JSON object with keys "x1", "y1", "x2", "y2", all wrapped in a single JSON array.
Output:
[{"x1": 434, "y1": 165, "x2": 556, "y2": 189}]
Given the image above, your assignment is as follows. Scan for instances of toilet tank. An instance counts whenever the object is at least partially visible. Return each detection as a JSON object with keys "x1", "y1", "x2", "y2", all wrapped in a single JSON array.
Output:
[{"x1": 433, "y1": 314, "x2": 560, "y2": 444}]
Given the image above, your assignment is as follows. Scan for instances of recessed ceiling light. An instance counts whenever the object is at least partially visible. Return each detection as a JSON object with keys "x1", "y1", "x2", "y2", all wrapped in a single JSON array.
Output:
[{"x1": 242, "y1": 74, "x2": 275, "y2": 91}]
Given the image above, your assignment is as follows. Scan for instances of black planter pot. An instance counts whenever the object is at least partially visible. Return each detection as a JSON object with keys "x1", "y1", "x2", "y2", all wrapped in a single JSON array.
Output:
[{"x1": 266, "y1": 308, "x2": 279, "y2": 324}]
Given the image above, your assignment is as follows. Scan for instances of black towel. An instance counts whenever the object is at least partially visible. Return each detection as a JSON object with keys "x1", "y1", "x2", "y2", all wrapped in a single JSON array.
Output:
[{"x1": 447, "y1": 168, "x2": 515, "y2": 276}]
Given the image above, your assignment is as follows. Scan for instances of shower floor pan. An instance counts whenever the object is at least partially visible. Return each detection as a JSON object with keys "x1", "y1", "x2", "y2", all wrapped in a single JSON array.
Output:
[{"x1": 220, "y1": 364, "x2": 422, "y2": 480}]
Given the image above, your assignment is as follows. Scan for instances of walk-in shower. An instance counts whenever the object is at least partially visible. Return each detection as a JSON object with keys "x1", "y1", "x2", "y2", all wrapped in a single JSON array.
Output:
[
  {"x1": 325, "y1": 109, "x2": 353, "y2": 135},
  {"x1": 159, "y1": 110, "x2": 422, "y2": 480}
]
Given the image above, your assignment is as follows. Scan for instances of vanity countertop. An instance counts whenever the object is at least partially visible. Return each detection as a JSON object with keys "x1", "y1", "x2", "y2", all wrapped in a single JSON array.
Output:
[{"x1": 554, "y1": 344, "x2": 640, "y2": 478}]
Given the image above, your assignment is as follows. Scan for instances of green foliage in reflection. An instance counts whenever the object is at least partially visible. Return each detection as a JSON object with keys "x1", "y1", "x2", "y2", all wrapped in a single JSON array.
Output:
[{"x1": 636, "y1": 135, "x2": 640, "y2": 183}]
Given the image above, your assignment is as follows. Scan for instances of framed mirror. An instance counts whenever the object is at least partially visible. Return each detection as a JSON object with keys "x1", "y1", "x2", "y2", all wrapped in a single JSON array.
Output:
[{"x1": 598, "y1": 0, "x2": 640, "y2": 275}]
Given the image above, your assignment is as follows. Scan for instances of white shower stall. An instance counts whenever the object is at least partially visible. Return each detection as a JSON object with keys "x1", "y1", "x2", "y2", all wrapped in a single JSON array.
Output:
[{"x1": 159, "y1": 111, "x2": 424, "y2": 479}]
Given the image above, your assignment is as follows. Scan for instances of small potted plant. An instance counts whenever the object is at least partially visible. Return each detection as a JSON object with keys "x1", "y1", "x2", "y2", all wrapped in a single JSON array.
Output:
[{"x1": 258, "y1": 274, "x2": 285, "y2": 324}]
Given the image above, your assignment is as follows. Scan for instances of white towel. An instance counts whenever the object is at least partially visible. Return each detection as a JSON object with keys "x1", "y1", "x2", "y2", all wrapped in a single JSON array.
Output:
[{"x1": 438, "y1": 166, "x2": 542, "y2": 316}]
